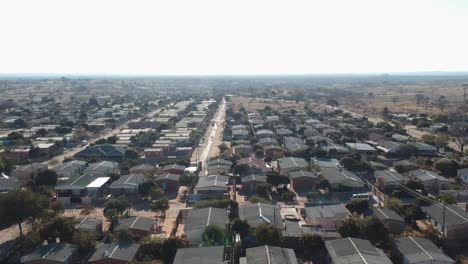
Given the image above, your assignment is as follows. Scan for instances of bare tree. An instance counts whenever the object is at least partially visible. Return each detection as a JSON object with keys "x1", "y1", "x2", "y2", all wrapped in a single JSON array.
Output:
[
  {"x1": 450, "y1": 122, "x2": 467, "y2": 153},
  {"x1": 438, "y1": 95, "x2": 447, "y2": 112}
]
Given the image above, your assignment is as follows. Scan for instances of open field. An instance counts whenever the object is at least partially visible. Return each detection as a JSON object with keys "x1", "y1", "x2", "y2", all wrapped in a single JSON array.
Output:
[{"x1": 230, "y1": 96, "x2": 306, "y2": 112}]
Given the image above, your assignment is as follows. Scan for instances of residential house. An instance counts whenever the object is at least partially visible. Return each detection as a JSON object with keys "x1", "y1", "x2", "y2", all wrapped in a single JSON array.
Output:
[
  {"x1": 312, "y1": 158, "x2": 340, "y2": 169},
  {"x1": 304, "y1": 204, "x2": 350, "y2": 231},
  {"x1": 195, "y1": 175, "x2": 229, "y2": 199},
  {"x1": 458, "y1": 168, "x2": 468, "y2": 184},
  {"x1": 12, "y1": 163, "x2": 47, "y2": 183},
  {"x1": 21, "y1": 243, "x2": 77, "y2": 264},
  {"x1": 410, "y1": 142, "x2": 438, "y2": 156},
  {"x1": 289, "y1": 170, "x2": 317, "y2": 191},
  {"x1": 372, "y1": 207, "x2": 404, "y2": 234},
  {"x1": 264, "y1": 145, "x2": 285, "y2": 158},
  {"x1": 109, "y1": 174, "x2": 145, "y2": 196},
  {"x1": 233, "y1": 144, "x2": 253, "y2": 157},
  {"x1": 256, "y1": 129, "x2": 274, "y2": 139},
  {"x1": 277, "y1": 157, "x2": 308, "y2": 176},
  {"x1": 375, "y1": 139, "x2": 401, "y2": 155},
  {"x1": 76, "y1": 144, "x2": 127, "y2": 161},
  {"x1": 115, "y1": 216, "x2": 154, "y2": 238},
  {"x1": 393, "y1": 160, "x2": 420, "y2": 173},
  {"x1": 207, "y1": 159, "x2": 233, "y2": 167},
  {"x1": 75, "y1": 217, "x2": 102, "y2": 234},
  {"x1": 183, "y1": 207, "x2": 228, "y2": 245},
  {"x1": 422, "y1": 204, "x2": 468, "y2": 240},
  {"x1": 408, "y1": 169, "x2": 450, "y2": 194},
  {"x1": 155, "y1": 173, "x2": 180, "y2": 193},
  {"x1": 55, "y1": 174, "x2": 110, "y2": 205},
  {"x1": 241, "y1": 174, "x2": 267, "y2": 194},
  {"x1": 207, "y1": 164, "x2": 231, "y2": 175},
  {"x1": 173, "y1": 246, "x2": 224, "y2": 264},
  {"x1": 84, "y1": 161, "x2": 119, "y2": 177},
  {"x1": 319, "y1": 167, "x2": 365, "y2": 192},
  {"x1": 258, "y1": 137, "x2": 279, "y2": 147},
  {"x1": 239, "y1": 203, "x2": 283, "y2": 229},
  {"x1": 374, "y1": 170, "x2": 407, "y2": 192},
  {"x1": 393, "y1": 237, "x2": 454, "y2": 264},
  {"x1": 160, "y1": 164, "x2": 185, "y2": 175},
  {"x1": 129, "y1": 164, "x2": 154, "y2": 174},
  {"x1": 88, "y1": 242, "x2": 140, "y2": 264},
  {"x1": 325, "y1": 237, "x2": 392, "y2": 264},
  {"x1": 345, "y1": 142, "x2": 378, "y2": 156},
  {"x1": 242, "y1": 246, "x2": 298, "y2": 264},
  {"x1": 53, "y1": 160, "x2": 87, "y2": 178}
]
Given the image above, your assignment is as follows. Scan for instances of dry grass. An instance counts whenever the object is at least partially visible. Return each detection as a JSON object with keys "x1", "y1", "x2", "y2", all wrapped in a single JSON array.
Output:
[{"x1": 230, "y1": 96, "x2": 306, "y2": 112}]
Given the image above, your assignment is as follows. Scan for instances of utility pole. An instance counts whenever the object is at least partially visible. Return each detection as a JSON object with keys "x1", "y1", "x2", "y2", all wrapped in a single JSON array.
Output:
[{"x1": 442, "y1": 203, "x2": 446, "y2": 237}]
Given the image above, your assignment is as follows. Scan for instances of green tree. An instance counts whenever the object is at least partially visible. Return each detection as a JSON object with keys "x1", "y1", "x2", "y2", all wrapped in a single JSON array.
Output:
[
  {"x1": 40, "y1": 217, "x2": 75, "y2": 242},
  {"x1": 397, "y1": 144, "x2": 418, "y2": 158},
  {"x1": 363, "y1": 217, "x2": 389, "y2": 245},
  {"x1": 34, "y1": 169, "x2": 58, "y2": 186},
  {"x1": 202, "y1": 225, "x2": 225, "y2": 246},
  {"x1": 0, "y1": 190, "x2": 49, "y2": 239},
  {"x1": 72, "y1": 231, "x2": 98, "y2": 255},
  {"x1": 150, "y1": 198, "x2": 170, "y2": 217},
  {"x1": 345, "y1": 199, "x2": 369, "y2": 215},
  {"x1": 255, "y1": 183, "x2": 272, "y2": 199},
  {"x1": 254, "y1": 223, "x2": 281, "y2": 246},
  {"x1": 299, "y1": 234, "x2": 326, "y2": 260},
  {"x1": 337, "y1": 217, "x2": 362, "y2": 238},
  {"x1": 232, "y1": 219, "x2": 250, "y2": 239}
]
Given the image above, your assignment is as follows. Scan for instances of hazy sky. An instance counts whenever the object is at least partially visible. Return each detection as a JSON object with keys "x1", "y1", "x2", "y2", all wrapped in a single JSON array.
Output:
[{"x1": 1, "y1": 0, "x2": 468, "y2": 75}]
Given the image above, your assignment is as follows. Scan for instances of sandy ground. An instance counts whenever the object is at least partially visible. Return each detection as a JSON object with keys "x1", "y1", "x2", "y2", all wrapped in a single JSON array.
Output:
[
  {"x1": 191, "y1": 98, "x2": 226, "y2": 175},
  {"x1": 0, "y1": 222, "x2": 31, "y2": 246}
]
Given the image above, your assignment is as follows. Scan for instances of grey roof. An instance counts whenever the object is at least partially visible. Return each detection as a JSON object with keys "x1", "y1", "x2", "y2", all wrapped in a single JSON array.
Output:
[
  {"x1": 55, "y1": 174, "x2": 98, "y2": 190},
  {"x1": 115, "y1": 216, "x2": 154, "y2": 232},
  {"x1": 458, "y1": 168, "x2": 468, "y2": 175},
  {"x1": 374, "y1": 170, "x2": 407, "y2": 184},
  {"x1": 320, "y1": 168, "x2": 365, "y2": 188},
  {"x1": 242, "y1": 174, "x2": 267, "y2": 183},
  {"x1": 207, "y1": 164, "x2": 232, "y2": 172},
  {"x1": 289, "y1": 170, "x2": 317, "y2": 179},
  {"x1": 312, "y1": 158, "x2": 340, "y2": 168},
  {"x1": 239, "y1": 203, "x2": 283, "y2": 229},
  {"x1": 162, "y1": 163, "x2": 186, "y2": 171},
  {"x1": 0, "y1": 174, "x2": 20, "y2": 191},
  {"x1": 207, "y1": 159, "x2": 233, "y2": 167},
  {"x1": 394, "y1": 237, "x2": 454, "y2": 264},
  {"x1": 422, "y1": 203, "x2": 468, "y2": 227},
  {"x1": 88, "y1": 242, "x2": 140, "y2": 262},
  {"x1": 109, "y1": 174, "x2": 145, "y2": 189},
  {"x1": 409, "y1": 169, "x2": 450, "y2": 183},
  {"x1": 75, "y1": 217, "x2": 102, "y2": 232},
  {"x1": 345, "y1": 142, "x2": 377, "y2": 152},
  {"x1": 373, "y1": 207, "x2": 404, "y2": 222},
  {"x1": 85, "y1": 161, "x2": 118, "y2": 174},
  {"x1": 196, "y1": 175, "x2": 229, "y2": 191},
  {"x1": 184, "y1": 207, "x2": 228, "y2": 245},
  {"x1": 304, "y1": 204, "x2": 350, "y2": 225},
  {"x1": 129, "y1": 164, "x2": 154, "y2": 171},
  {"x1": 259, "y1": 137, "x2": 279, "y2": 146},
  {"x1": 246, "y1": 245, "x2": 298, "y2": 264},
  {"x1": 155, "y1": 173, "x2": 181, "y2": 182},
  {"x1": 21, "y1": 243, "x2": 77, "y2": 263},
  {"x1": 173, "y1": 246, "x2": 224, "y2": 264},
  {"x1": 325, "y1": 237, "x2": 392, "y2": 264},
  {"x1": 278, "y1": 157, "x2": 308, "y2": 170},
  {"x1": 53, "y1": 160, "x2": 87, "y2": 175}
]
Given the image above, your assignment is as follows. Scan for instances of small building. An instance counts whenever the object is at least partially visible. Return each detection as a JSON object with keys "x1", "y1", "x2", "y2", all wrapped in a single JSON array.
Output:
[
  {"x1": 422, "y1": 203, "x2": 468, "y2": 240},
  {"x1": 88, "y1": 242, "x2": 140, "y2": 264},
  {"x1": 375, "y1": 139, "x2": 402, "y2": 155},
  {"x1": 312, "y1": 157, "x2": 340, "y2": 169},
  {"x1": 114, "y1": 216, "x2": 154, "y2": 238},
  {"x1": 373, "y1": 170, "x2": 407, "y2": 192},
  {"x1": 183, "y1": 207, "x2": 228, "y2": 245},
  {"x1": 129, "y1": 164, "x2": 154, "y2": 174},
  {"x1": 243, "y1": 246, "x2": 298, "y2": 264},
  {"x1": 53, "y1": 160, "x2": 87, "y2": 178},
  {"x1": 109, "y1": 174, "x2": 145, "y2": 196},
  {"x1": 11, "y1": 163, "x2": 48, "y2": 183},
  {"x1": 21, "y1": 243, "x2": 77, "y2": 264},
  {"x1": 393, "y1": 237, "x2": 454, "y2": 264},
  {"x1": 84, "y1": 161, "x2": 120, "y2": 177},
  {"x1": 345, "y1": 142, "x2": 378, "y2": 156},
  {"x1": 408, "y1": 169, "x2": 450, "y2": 194},
  {"x1": 263, "y1": 145, "x2": 284, "y2": 158},
  {"x1": 155, "y1": 173, "x2": 180, "y2": 193},
  {"x1": 256, "y1": 129, "x2": 274, "y2": 139},
  {"x1": 290, "y1": 170, "x2": 317, "y2": 191},
  {"x1": 195, "y1": 175, "x2": 229, "y2": 199},
  {"x1": 207, "y1": 158, "x2": 233, "y2": 167},
  {"x1": 393, "y1": 159, "x2": 420, "y2": 172},
  {"x1": 241, "y1": 174, "x2": 267, "y2": 194},
  {"x1": 409, "y1": 142, "x2": 437, "y2": 156},
  {"x1": 304, "y1": 204, "x2": 350, "y2": 231},
  {"x1": 319, "y1": 167, "x2": 365, "y2": 192},
  {"x1": 325, "y1": 237, "x2": 392, "y2": 264},
  {"x1": 207, "y1": 164, "x2": 231, "y2": 175},
  {"x1": 75, "y1": 217, "x2": 102, "y2": 234},
  {"x1": 239, "y1": 203, "x2": 283, "y2": 229},
  {"x1": 372, "y1": 207, "x2": 404, "y2": 234},
  {"x1": 259, "y1": 137, "x2": 279, "y2": 147},
  {"x1": 76, "y1": 144, "x2": 126, "y2": 161},
  {"x1": 233, "y1": 144, "x2": 253, "y2": 157},
  {"x1": 277, "y1": 157, "x2": 308, "y2": 176},
  {"x1": 161, "y1": 163, "x2": 185, "y2": 175},
  {"x1": 173, "y1": 246, "x2": 224, "y2": 264},
  {"x1": 55, "y1": 174, "x2": 110, "y2": 205}
]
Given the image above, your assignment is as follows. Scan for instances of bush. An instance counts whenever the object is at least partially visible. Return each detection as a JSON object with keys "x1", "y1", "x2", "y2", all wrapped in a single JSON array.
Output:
[{"x1": 192, "y1": 198, "x2": 232, "y2": 209}]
